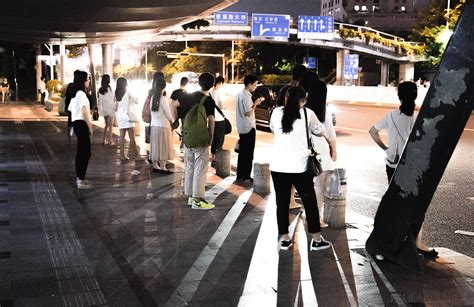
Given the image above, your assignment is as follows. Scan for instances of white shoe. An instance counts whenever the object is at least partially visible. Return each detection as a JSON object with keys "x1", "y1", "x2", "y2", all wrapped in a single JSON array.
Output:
[
  {"x1": 77, "y1": 179, "x2": 93, "y2": 189},
  {"x1": 320, "y1": 219, "x2": 329, "y2": 228}
]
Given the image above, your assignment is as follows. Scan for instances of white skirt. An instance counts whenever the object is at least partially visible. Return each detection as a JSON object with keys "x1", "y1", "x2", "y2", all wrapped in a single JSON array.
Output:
[
  {"x1": 150, "y1": 126, "x2": 174, "y2": 161},
  {"x1": 312, "y1": 135, "x2": 335, "y2": 171}
]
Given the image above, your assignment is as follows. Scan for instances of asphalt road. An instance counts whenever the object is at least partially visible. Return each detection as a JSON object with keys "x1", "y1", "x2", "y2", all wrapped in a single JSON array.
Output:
[{"x1": 222, "y1": 96, "x2": 473, "y2": 257}]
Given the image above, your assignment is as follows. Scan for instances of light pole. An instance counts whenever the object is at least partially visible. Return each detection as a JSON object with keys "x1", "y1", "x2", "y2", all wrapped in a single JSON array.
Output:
[{"x1": 446, "y1": 0, "x2": 451, "y2": 27}]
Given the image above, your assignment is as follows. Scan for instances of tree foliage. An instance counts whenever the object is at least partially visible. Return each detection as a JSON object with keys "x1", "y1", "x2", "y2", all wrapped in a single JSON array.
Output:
[{"x1": 410, "y1": 0, "x2": 465, "y2": 68}]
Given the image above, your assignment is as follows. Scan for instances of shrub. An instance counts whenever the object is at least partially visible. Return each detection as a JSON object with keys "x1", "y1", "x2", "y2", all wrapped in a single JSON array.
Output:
[
  {"x1": 46, "y1": 80, "x2": 64, "y2": 95},
  {"x1": 260, "y1": 74, "x2": 291, "y2": 85}
]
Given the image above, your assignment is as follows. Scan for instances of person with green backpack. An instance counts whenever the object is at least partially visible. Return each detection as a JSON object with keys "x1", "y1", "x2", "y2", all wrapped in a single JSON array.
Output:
[{"x1": 177, "y1": 73, "x2": 216, "y2": 210}]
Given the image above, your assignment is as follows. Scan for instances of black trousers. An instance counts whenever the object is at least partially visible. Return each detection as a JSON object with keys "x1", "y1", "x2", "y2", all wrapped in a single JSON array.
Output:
[
  {"x1": 237, "y1": 128, "x2": 256, "y2": 180},
  {"x1": 271, "y1": 171, "x2": 321, "y2": 235},
  {"x1": 386, "y1": 165, "x2": 395, "y2": 184},
  {"x1": 73, "y1": 120, "x2": 91, "y2": 180},
  {"x1": 40, "y1": 92, "x2": 46, "y2": 105},
  {"x1": 211, "y1": 120, "x2": 225, "y2": 154}
]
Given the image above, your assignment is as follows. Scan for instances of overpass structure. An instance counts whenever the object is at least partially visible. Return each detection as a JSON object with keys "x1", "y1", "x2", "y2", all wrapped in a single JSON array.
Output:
[{"x1": 152, "y1": 20, "x2": 423, "y2": 85}]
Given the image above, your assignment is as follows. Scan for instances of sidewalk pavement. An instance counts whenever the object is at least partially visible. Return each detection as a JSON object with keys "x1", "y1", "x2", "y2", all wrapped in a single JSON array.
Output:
[{"x1": 0, "y1": 101, "x2": 473, "y2": 306}]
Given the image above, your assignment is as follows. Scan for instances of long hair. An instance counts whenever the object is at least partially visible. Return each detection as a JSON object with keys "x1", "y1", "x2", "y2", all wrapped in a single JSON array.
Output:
[
  {"x1": 151, "y1": 78, "x2": 167, "y2": 112},
  {"x1": 281, "y1": 86, "x2": 306, "y2": 134},
  {"x1": 398, "y1": 81, "x2": 417, "y2": 116},
  {"x1": 98, "y1": 74, "x2": 111, "y2": 95},
  {"x1": 299, "y1": 71, "x2": 327, "y2": 123},
  {"x1": 71, "y1": 71, "x2": 88, "y2": 98},
  {"x1": 115, "y1": 77, "x2": 127, "y2": 101},
  {"x1": 148, "y1": 72, "x2": 165, "y2": 98}
]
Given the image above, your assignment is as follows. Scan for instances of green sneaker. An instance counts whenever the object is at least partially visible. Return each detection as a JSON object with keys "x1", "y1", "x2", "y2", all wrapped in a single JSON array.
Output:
[
  {"x1": 192, "y1": 199, "x2": 215, "y2": 210},
  {"x1": 187, "y1": 197, "x2": 194, "y2": 207}
]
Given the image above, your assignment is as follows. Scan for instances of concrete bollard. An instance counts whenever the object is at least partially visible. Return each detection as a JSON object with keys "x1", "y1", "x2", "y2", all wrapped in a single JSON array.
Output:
[
  {"x1": 323, "y1": 168, "x2": 347, "y2": 228},
  {"x1": 253, "y1": 162, "x2": 271, "y2": 194},
  {"x1": 215, "y1": 150, "x2": 231, "y2": 178},
  {"x1": 324, "y1": 198, "x2": 346, "y2": 228}
]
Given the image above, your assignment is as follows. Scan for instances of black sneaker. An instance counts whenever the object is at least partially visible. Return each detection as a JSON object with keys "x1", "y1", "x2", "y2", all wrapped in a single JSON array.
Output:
[
  {"x1": 280, "y1": 239, "x2": 293, "y2": 250},
  {"x1": 310, "y1": 238, "x2": 331, "y2": 251}
]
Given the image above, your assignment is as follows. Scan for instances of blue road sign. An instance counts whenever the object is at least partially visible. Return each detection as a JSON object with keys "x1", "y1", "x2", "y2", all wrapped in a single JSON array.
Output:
[
  {"x1": 297, "y1": 16, "x2": 334, "y2": 40},
  {"x1": 344, "y1": 54, "x2": 359, "y2": 80},
  {"x1": 304, "y1": 57, "x2": 317, "y2": 69},
  {"x1": 214, "y1": 11, "x2": 248, "y2": 25},
  {"x1": 251, "y1": 14, "x2": 290, "y2": 38}
]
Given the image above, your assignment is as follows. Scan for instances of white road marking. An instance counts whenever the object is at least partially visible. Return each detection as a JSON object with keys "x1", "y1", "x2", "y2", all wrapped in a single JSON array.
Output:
[
  {"x1": 347, "y1": 192, "x2": 382, "y2": 202},
  {"x1": 167, "y1": 189, "x2": 254, "y2": 306},
  {"x1": 296, "y1": 215, "x2": 318, "y2": 306},
  {"x1": 454, "y1": 230, "x2": 474, "y2": 237},
  {"x1": 331, "y1": 245, "x2": 357, "y2": 306}
]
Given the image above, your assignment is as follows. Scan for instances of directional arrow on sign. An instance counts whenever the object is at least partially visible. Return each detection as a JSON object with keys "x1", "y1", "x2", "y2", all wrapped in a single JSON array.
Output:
[
  {"x1": 300, "y1": 18, "x2": 305, "y2": 30},
  {"x1": 260, "y1": 24, "x2": 270, "y2": 36}
]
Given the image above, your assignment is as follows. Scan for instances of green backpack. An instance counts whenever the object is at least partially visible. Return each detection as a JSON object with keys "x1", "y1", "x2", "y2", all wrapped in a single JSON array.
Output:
[{"x1": 182, "y1": 95, "x2": 209, "y2": 148}]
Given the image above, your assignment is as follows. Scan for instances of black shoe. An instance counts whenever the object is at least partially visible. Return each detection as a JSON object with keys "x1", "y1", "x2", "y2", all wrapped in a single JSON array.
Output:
[
  {"x1": 280, "y1": 239, "x2": 293, "y2": 250},
  {"x1": 417, "y1": 248, "x2": 438, "y2": 258},
  {"x1": 211, "y1": 160, "x2": 216, "y2": 168},
  {"x1": 310, "y1": 238, "x2": 331, "y2": 251}
]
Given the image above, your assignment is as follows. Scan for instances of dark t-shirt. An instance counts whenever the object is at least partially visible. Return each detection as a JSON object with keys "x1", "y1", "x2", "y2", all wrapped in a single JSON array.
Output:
[
  {"x1": 171, "y1": 88, "x2": 186, "y2": 101},
  {"x1": 178, "y1": 91, "x2": 215, "y2": 120}
]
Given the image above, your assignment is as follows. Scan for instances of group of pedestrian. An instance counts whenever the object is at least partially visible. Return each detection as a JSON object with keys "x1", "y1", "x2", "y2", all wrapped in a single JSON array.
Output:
[{"x1": 65, "y1": 66, "x2": 436, "y2": 257}]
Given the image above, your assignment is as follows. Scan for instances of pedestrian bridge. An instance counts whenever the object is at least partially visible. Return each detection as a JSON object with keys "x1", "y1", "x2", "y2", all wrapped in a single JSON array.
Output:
[{"x1": 154, "y1": 20, "x2": 424, "y2": 63}]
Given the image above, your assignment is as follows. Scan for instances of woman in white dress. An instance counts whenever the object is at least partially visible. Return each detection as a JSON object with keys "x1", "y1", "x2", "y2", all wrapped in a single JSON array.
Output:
[
  {"x1": 150, "y1": 78, "x2": 175, "y2": 172},
  {"x1": 300, "y1": 71, "x2": 338, "y2": 228},
  {"x1": 98, "y1": 74, "x2": 115, "y2": 145},
  {"x1": 115, "y1": 77, "x2": 140, "y2": 161}
]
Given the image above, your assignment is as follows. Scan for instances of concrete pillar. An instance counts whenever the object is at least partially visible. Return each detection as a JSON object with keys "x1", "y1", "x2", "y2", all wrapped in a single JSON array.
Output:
[
  {"x1": 399, "y1": 62, "x2": 415, "y2": 83},
  {"x1": 216, "y1": 150, "x2": 231, "y2": 178},
  {"x1": 87, "y1": 44, "x2": 97, "y2": 109},
  {"x1": 102, "y1": 43, "x2": 113, "y2": 77},
  {"x1": 335, "y1": 49, "x2": 349, "y2": 85},
  {"x1": 253, "y1": 163, "x2": 271, "y2": 194},
  {"x1": 366, "y1": 1, "x2": 474, "y2": 273},
  {"x1": 323, "y1": 168, "x2": 347, "y2": 228},
  {"x1": 380, "y1": 61, "x2": 389, "y2": 86},
  {"x1": 35, "y1": 45, "x2": 42, "y2": 98},
  {"x1": 59, "y1": 44, "x2": 66, "y2": 84}
]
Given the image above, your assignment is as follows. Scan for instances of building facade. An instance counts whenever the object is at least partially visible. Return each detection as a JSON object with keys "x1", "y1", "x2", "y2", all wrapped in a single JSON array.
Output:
[{"x1": 321, "y1": 0, "x2": 430, "y2": 34}]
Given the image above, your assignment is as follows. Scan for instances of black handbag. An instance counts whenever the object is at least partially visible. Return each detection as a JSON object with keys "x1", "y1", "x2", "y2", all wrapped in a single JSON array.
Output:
[
  {"x1": 92, "y1": 107, "x2": 99, "y2": 121},
  {"x1": 145, "y1": 125, "x2": 151, "y2": 144},
  {"x1": 303, "y1": 108, "x2": 323, "y2": 177},
  {"x1": 215, "y1": 105, "x2": 232, "y2": 135}
]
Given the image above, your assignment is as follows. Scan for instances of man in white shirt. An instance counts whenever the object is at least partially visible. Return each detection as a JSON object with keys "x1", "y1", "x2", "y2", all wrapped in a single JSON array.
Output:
[{"x1": 235, "y1": 74, "x2": 263, "y2": 182}]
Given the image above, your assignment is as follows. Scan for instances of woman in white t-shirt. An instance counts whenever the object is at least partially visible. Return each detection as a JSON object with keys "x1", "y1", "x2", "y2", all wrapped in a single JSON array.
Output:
[
  {"x1": 300, "y1": 71, "x2": 338, "y2": 228},
  {"x1": 115, "y1": 77, "x2": 140, "y2": 161},
  {"x1": 67, "y1": 71, "x2": 93, "y2": 189},
  {"x1": 98, "y1": 74, "x2": 115, "y2": 145},
  {"x1": 210, "y1": 76, "x2": 226, "y2": 166},
  {"x1": 269, "y1": 86, "x2": 331, "y2": 252},
  {"x1": 369, "y1": 81, "x2": 438, "y2": 259},
  {"x1": 150, "y1": 78, "x2": 175, "y2": 172}
]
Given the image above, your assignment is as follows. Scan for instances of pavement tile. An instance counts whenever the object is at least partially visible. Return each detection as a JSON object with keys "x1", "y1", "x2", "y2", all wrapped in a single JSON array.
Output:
[{"x1": 11, "y1": 278, "x2": 59, "y2": 297}]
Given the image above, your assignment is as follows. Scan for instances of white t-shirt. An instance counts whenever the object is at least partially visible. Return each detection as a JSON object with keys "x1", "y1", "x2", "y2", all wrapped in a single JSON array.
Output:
[
  {"x1": 210, "y1": 88, "x2": 225, "y2": 122},
  {"x1": 374, "y1": 109, "x2": 415, "y2": 168},
  {"x1": 270, "y1": 107, "x2": 325, "y2": 173},
  {"x1": 236, "y1": 89, "x2": 255, "y2": 134},
  {"x1": 150, "y1": 95, "x2": 174, "y2": 128},
  {"x1": 98, "y1": 87, "x2": 115, "y2": 117},
  {"x1": 68, "y1": 91, "x2": 90, "y2": 122},
  {"x1": 115, "y1": 91, "x2": 137, "y2": 129}
]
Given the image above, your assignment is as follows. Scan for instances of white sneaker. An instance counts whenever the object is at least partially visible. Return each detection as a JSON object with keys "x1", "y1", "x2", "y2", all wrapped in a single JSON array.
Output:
[
  {"x1": 77, "y1": 180, "x2": 93, "y2": 189},
  {"x1": 320, "y1": 220, "x2": 329, "y2": 228}
]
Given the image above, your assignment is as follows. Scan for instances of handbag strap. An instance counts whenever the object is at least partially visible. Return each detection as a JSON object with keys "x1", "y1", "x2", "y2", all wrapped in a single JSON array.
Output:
[
  {"x1": 215, "y1": 103, "x2": 226, "y2": 118},
  {"x1": 303, "y1": 108, "x2": 314, "y2": 152}
]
